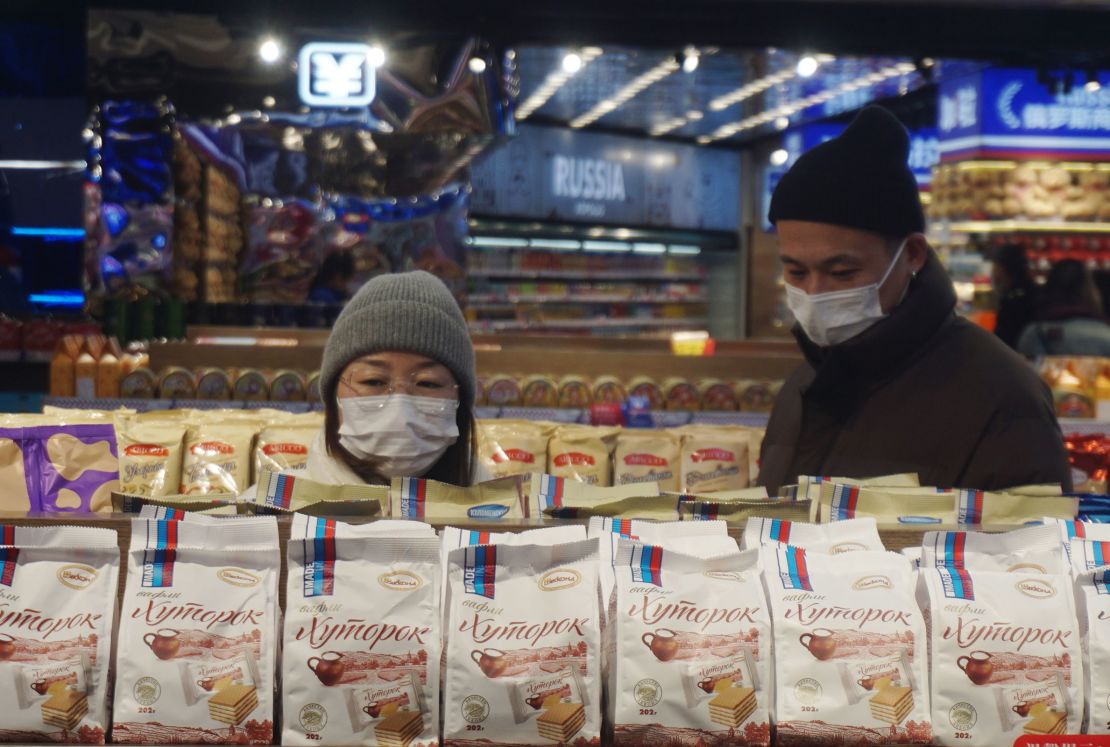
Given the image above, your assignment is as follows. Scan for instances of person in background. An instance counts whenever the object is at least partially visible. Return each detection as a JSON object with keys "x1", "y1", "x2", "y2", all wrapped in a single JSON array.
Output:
[
  {"x1": 308, "y1": 251, "x2": 356, "y2": 304},
  {"x1": 1018, "y1": 259, "x2": 1110, "y2": 357},
  {"x1": 758, "y1": 106, "x2": 1070, "y2": 494},
  {"x1": 991, "y1": 243, "x2": 1038, "y2": 350},
  {"x1": 306, "y1": 270, "x2": 483, "y2": 486}
]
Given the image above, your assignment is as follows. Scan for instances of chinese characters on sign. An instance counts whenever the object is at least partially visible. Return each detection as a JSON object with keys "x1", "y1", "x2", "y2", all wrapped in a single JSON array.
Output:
[{"x1": 297, "y1": 42, "x2": 377, "y2": 107}]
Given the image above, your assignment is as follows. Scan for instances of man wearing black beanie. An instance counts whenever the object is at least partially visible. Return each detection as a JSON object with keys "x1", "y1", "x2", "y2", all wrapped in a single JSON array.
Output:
[{"x1": 758, "y1": 106, "x2": 1070, "y2": 494}]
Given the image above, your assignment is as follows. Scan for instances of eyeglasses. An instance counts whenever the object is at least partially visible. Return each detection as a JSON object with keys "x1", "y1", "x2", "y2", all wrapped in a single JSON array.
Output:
[{"x1": 338, "y1": 371, "x2": 461, "y2": 411}]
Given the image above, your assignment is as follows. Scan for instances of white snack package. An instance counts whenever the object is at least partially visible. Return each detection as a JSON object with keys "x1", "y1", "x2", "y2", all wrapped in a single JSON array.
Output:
[
  {"x1": 1075, "y1": 566, "x2": 1110, "y2": 734},
  {"x1": 1043, "y1": 518, "x2": 1110, "y2": 569},
  {"x1": 764, "y1": 546, "x2": 932, "y2": 745},
  {"x1": 443, "y1": 539, "x2": 602, "y2": 746},
  {"x1": 920, "y1": 524, "x2": 1067, "y2": 574},
  {"x1": 921, "y1": 565, "x2": 1083, "y2": 746},
  {"x1": 112, "y1": 517, "x2": 280, "y2": 745},
  {"x1": 610, "y1": 541, "x2": 771, "y2": 746},
  {"x1": 741, "y1": 516, "x2": 884, "y2": 553},
  {"x1": 588, "y1": 517, "x2": 731, "y2": 624},
  {"x1": 0, "y1": 525, "x2": 118, "y2": 741},
  {"x1": 283, "y1": 515, "x2": 441, "y2": 747},
  {"x1": 1069, "y1": 537, "x2": 1110, "y2": 576}
]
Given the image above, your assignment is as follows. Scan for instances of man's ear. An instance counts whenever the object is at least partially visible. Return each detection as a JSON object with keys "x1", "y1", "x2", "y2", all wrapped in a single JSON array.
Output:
[{"x1": 904, "y1": 233, "x2": 930, "y2": 274}]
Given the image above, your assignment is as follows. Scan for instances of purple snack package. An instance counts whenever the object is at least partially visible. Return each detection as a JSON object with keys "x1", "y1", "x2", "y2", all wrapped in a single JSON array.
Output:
[
  {"x1": 24, "y1": 424, "x2": 120, "y2": 513},
  {"x1": 0, "y1": 427, "x2": 38, "y2": 513}
]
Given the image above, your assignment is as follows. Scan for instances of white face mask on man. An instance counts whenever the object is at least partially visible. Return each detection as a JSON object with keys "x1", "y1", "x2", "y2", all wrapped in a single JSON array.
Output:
[
  {"x1": 784, "y1": 238, "x2": 910, "y2": 347},
  {"x1": 337, "y1": 394, "x2": 460, "y2": 478}
]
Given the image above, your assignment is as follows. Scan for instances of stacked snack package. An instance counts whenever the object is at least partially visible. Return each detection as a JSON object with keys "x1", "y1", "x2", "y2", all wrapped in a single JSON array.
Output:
[
  {"x1": 252, "y1": 424, "x2": 317, "y2": 481},
  {"x1": 819, "y1": 483, "x2": 955, "y2": 525},
  {"x1": 547, "y1": 425, "x2": 620, "y2": 486},
  {"x1": 1043, "y1": 517, "x2": 1110, "y2": 567},
  {"x1": 677, "y1": 425, "x2": 751, "y2": 493},
  {"x1": 442, "y1": 540, "x2": 603, "y2": 746},
  {"x1": 115, "y1": 416, "x2": 186, "y2": 498},
  {"x1": 251, "y1": 470, "x2": 385, "y2": 517},
  {"x1": 741, "y1": 516, "x2": 885, "y2": 553},
  {"x1": 610, "y1": 541, "x2": 771, "y2": 745},
  {"x1": 919, "y1": 525, "x2": 1066, "y2": 573},
  {"x1": 477, "y1": 421, "x2": 555, "y2": 479},
  {"x1": 920, "y1": 536, "x2": 1083, "y2": 746},
  {"x1": 181, "y1": 420, "x2": 263, "y2": 495},
  {"x1": 530, "y1": 475, "x2": 662, "y2": 519},
  {"x1": 613, "y1": 430, "x2": 681, "y2": 492},
  {"x1": 113, "y1": 517, "x2": 280, "y2": 744},
  {"x1": 764, "y1": 544, "x2": 932, "y2": 745},
  {"x1": 283, "y1": 516, "x2": 441, "y2": 747},
  {"x1": 954, "y1": 489, "x2": 1078, "y2": 525},
  {"x1": 0, "y1": 525, "x2": 119, "y2": 743}
]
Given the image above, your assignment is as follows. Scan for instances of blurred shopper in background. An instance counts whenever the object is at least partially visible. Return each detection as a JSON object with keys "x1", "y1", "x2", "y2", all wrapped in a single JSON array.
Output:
[
  {"x1": 1018, "y1": 259, "x2": 1110, "y2": 357},
  {"x1": 991, "y1": 243, "x2": 1038, "y2": 350},
  {"x1": 308, "y1": 251, "x2": 356, "y2": 304}
]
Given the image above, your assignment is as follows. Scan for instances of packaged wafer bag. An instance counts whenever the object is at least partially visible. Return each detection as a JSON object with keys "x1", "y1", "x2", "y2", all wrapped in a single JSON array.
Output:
[
  {"x1": 443, "y1": 540, "x2": 602, "y2": 746},
  {"x1": 921, "y1": 564, "x2": 1082, "y2": 745},
  {"x1": 920, "y1": 525, "x2": 1067, "y2": 574},
  {"x1": 1075, "y1": 565, "x2": 1110, "y2": 734},
  {"x1": 610, "y1": 541, "x2": 771, "y2": 745},
  {"x1": 283, "y1": 515, "x2": 441, "y2": 747},
  {"x1": 112, "y1": 517, "x2": 279, "y2": 745},
  {"x1": 0, "y1": 525, "x2": 119, "y2": 743},
  {"x1": 764, "y1": 546, "x2": 931, "y2": 745}
]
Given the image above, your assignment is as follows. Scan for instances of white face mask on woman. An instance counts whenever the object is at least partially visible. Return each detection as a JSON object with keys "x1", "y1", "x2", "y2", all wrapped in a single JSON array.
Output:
[
  {"x1": 337, "y1": 394, "x2": 460, "y2": 478},
  {"x1": 785, "y1": 238, "x2": 909, "y2": 347}
]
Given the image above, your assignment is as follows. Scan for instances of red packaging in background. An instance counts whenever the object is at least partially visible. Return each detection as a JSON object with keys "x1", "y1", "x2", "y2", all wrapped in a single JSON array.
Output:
[{"x1": 1064, "y1": 432, "x2": 1110, "y2": 493}]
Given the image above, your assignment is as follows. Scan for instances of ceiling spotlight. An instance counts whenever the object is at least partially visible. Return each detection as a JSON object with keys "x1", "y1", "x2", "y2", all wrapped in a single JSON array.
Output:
[
  {"x1": 1086, "y1": 70, "x2": 1102, "y2": 92},
  {"x1": 796, "y1": 55, "x2": 819, "y2": 78},
  {"x1": 262, "y1": 95, "x2": 276, "y2": 108},
  {"x1": 367, "y1": 44, "x2": 386, "y2": 67},
  {"x1": 562, "y1": 52, "x2": 583, "y2": 74},
  {"x1": 468, "y1": 57, "x2": 487, "y2": 74},
  {"x1": 258, "y1": 38, "x2": 282, "y2": 64},
  {"x1": 686, "y1": 110, "x2": 703, "y2": 121},
  {"x1": 770, "y1": 148, "x2": 789, "y2": 166},
  {"x1": 774, "y1": 116, "x2": 790, "y2": 130},
  {"x1": 680, "y1": 47, "x2": 699, "y2": 74}
]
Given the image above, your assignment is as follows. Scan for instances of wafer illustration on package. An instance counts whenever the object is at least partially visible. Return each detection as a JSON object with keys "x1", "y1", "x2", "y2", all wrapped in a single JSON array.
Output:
[
  {"x1": 15, "y1": 657, "x2": 88, "y2": 710},
  {"x1": 112, "y1": 518, "x2": 279, "y2": 745},
  {"x1": 681, "y1": 650, "x2": 758, "y2": 708},
  {"x1": 345, "y1": 675, "x2": 424, "y2": 731},
  {"x1": 509, "y1": 667, "x2": 588, "y2": 724}
]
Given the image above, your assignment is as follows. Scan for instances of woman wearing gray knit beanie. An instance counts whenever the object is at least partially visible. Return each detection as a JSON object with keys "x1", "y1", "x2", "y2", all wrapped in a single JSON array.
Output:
[{"x1": 305, "y1": 270, "x2": 481, "y2": 486}]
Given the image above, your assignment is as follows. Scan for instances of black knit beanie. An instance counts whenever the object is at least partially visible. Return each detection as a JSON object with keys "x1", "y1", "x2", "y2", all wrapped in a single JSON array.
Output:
[{"x1": 768, "y1": 106, "x2": 925, "y2": 237}]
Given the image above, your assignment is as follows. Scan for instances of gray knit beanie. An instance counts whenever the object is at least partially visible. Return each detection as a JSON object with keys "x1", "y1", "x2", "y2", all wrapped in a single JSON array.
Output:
[{"x1": 320, "y1": 271, "x2": 476, "y2": 405}]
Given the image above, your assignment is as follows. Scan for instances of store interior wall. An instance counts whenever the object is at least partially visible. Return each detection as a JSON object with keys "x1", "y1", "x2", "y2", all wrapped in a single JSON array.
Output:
[{"x1": 746, "y1": 140, "x2": 790, "y2": 340}]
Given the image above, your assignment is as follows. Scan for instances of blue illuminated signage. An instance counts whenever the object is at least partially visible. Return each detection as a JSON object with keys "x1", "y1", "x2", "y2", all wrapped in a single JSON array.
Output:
[{"x1": 297, "y1": 43, "x2": 377, "y2": 107}]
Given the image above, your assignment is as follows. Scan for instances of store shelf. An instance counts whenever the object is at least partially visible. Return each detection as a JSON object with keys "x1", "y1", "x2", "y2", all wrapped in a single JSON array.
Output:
[
  {"x1": 946, "y1": 220, "x2": 1110, "y2": 234},
  {"x1": 42, "y1": 396, "x2": 320, "y2": 413},
  {"x1": 468, "y1": 290, "x2": 710, "y2": 301},
  {"x1": 469, "y1": 317, "x2": 709, "y2": 332},
  {"x1": 468, "y1": 269, "x2": 707, "y2": 282},
  {"x1": 473, "y1": 406, "x2": 772, "y2": 428}
]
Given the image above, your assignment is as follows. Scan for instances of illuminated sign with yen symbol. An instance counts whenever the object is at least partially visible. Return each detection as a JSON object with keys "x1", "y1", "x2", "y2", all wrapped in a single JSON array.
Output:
[{"x1": 298, "y1": 43, "x2": 377, "y2": 107}]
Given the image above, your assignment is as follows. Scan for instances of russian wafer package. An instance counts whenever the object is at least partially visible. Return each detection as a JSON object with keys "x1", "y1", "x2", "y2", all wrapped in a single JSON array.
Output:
[
  {"x1": 252, "y1": 470, "x2": 385, "y2": 517},
  {"x1": 0, "y1": 525, "x2": 119, "y2": 743},
  {"x1": 1043, "y1": 518, "x2": 1110, "y2": 568},
  {"x1": 680, "y1": 498, "x2": 810, "y2": 523},
  {"x1": 677, "y1": 425, "x2": 750, "y2": 493},
  {"x1": 819, "y1": 483, "x2": 955, "y2": 525},
  {"x1": 180, "y1": 421, "x2": 261, "y2": 495},
  {"x1": 1075, "y1": 566, "x2": 1110, "y2": 734},
  {"x1": 113, "y1": 517, "x2": 279, "y2": 744},
  {"x1": 740, "y1": 517, "x2": 884, "y2": 553},
  {"x1": 921, "y1": 564, "x2": 1082, "y2": 745},
  {"x1": 920, "y1": 525, "x2": 1067, "y2": 573},
  {"x1": 390, "y1": 476, "x2": 527, "y2": 521},
  {"x1": 252, "y1": 425, "x2": 316, "y2": 481},
  {"x1": 611, "y1": 541, "x2": 771, "y2": 745},
  {"x1": 954, "y1": 489, "x2": 1077, "y2": 525},
  {"x1": 530, "y1": 474, "x2": 659, "y2": 518},
  {"x1": 1069, "y1": 537, "x2": 1110, "y2": 575},
  {"x1": 477, "y1": 421, "x2": 555, "y2": 480},
  {"x1": 283, "y1": 515, "x2": 441, "y2": 746},
  {"x1": 443, "y1": 540, "x2": 602, "y2": 746},
  {"x1": 765, "y1": 547, "x2": 931, "y2": 745},
  {"x1": 116, "y1": 419, "x2": 186, "y2": 498}
]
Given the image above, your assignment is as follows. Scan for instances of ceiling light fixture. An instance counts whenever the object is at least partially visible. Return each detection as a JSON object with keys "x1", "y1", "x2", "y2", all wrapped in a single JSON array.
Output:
[
  {"x1": 562, "y1": 52, "x2": 583, "y2": 73},
  {"x1": 796, "y1": 55, "x2": 819, "y2": 78},
  {"x1": 570, "y1": 54, "x2": 680, "y2": 128},
  {"x1": 774, "y1": 116, "x2": 790, "y2": 130},
  {"x1": 769, "y1": 149, "x2": 789, "y2": 166},
  {"x1": 258, "y1": 37, "x2": 282, "y2": 64},
  {"x1": 516, "y1": 47, "x2": 602, "y2": 121},
  {"x1": 680, "y1": 46, "x2": 700, "y2": 74},
  {"x1": 468, "y1": 57, "x2": 487, "y2": 74},
  {"x1": 1086, "y1": 70, "x2": 1102, "y2": 92},
  {"x1": 367, "y1": 45, "x2": 387, "y2": 67}
]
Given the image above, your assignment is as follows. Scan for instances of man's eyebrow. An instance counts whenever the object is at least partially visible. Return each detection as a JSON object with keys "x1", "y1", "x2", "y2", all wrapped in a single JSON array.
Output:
[{"x1": 816, "y1": 254, "x2": 863, "y2": 271}]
